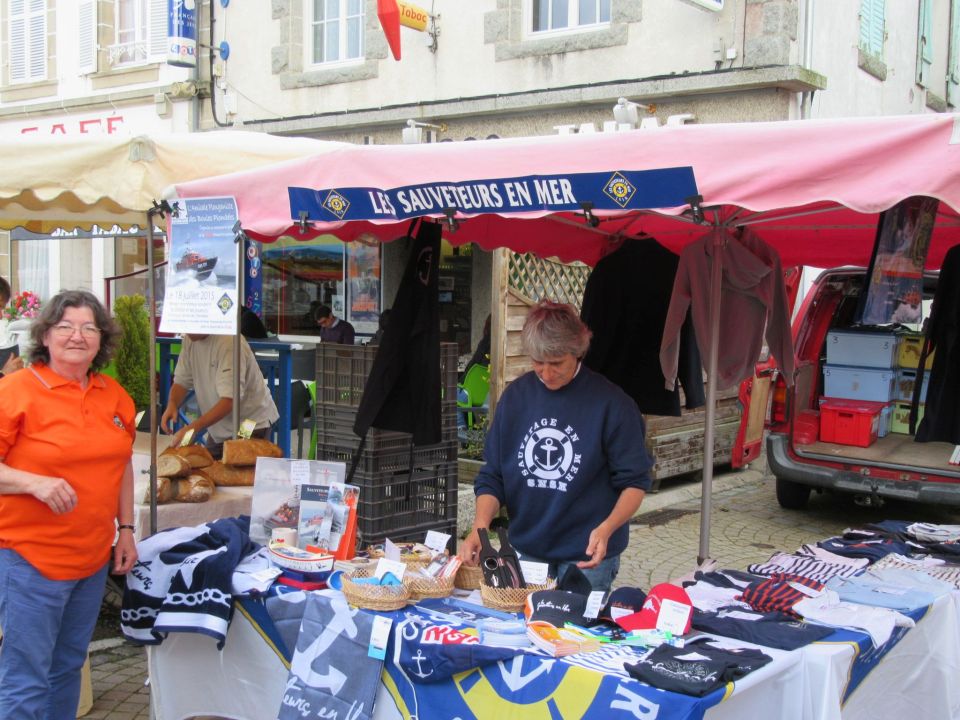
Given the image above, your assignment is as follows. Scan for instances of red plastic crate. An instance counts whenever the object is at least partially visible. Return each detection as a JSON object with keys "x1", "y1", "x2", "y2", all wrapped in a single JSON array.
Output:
[{"x1": 819, "y1": 397, "x2": 887, "y2": 447}]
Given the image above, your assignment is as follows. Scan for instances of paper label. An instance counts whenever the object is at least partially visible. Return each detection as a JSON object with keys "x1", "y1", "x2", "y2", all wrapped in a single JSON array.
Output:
[
  {"x1": 238, "y1": 418, "x2": 256, "y2": 439},
  {"x1": 611, "y1": 606, "x2": 633, "y2": 620},
  {"x1": 368, "y1": 616, "x2": 392, "y2": 660},
  {"x1": 720, "y1": 610, "x2": 763, "y2": 622},
  {"x1": 384, "y1": 538, "x2": 401, "y2": 562},
  {"x1": 424, "y1": 530, "x2": 451, "y2": 554},
  {"x1": 289, "y1": 460, "x2": 311, "y2": 486},
  {"x1": 135, "y1": 410, "x2": 145, "y2": 428},
  {"x1": 375, "y1": 558, "x2": 406, "y2": 582},
  {"x1": 584, "y1": 591, "x2": 605, "y2": 619},
  {"x1": 655, "y1": 598, "x2": 692, "y2": 635},
  {"x1": 180, "y1": 428, "x2": 195, "y2": 447},
  {"x1": 250, "y1": 567, "x2": 282, "y2": 583},
  {"x1": 519, "y1": 560, "x2": 549, "y2": 585}
]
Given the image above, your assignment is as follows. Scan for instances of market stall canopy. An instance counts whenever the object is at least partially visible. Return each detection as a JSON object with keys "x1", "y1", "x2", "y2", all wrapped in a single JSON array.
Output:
[
  {"x1": 0, "y1": 131, "x2": 346, "y2": 231},
  {"x1": 168, "y1": 113, "x2": 960, "y2": 269}
]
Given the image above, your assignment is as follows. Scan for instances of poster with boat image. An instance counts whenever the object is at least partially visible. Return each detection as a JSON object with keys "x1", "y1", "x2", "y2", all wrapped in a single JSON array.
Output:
[{"x1": 159, "y1": 196, "x2": 240, "y2": 335}]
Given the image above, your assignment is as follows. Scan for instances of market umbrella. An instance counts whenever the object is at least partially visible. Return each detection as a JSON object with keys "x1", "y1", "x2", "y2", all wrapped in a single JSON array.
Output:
[{"x1": 168, "y1": 113, "x2": 960, "y2": 559}]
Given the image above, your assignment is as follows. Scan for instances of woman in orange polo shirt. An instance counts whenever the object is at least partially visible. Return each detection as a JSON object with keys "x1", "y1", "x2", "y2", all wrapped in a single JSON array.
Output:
[{"x1": 0, "y1": 289, "x2": 137, "y2": 719}]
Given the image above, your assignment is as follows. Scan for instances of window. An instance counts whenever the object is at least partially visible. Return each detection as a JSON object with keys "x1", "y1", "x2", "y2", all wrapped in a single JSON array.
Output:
[
  {"x1": 9, "y1": 0, "x2": 47, "y2": 84},
  {"x1": 531, "y1": 0, "x2": 610, "y2": 33},
  {"x1": 111, "y1": 0, "x2": 166, "y2": 66},
  {"x1": 916, "y1": 0, "x2": 932, "y2": 86},
  {"x1": 950, "y1": 0, "x2": 960, "y2": 105},
  {"x1": 859, "y1": 0, "x2": 885, "y2": 57},
  {"x1": 310, "y1": 0, "x2": 364, "y2": 65}
]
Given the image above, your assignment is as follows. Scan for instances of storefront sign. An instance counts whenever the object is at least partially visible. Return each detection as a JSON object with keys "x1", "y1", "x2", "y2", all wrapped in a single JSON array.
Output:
[
  {"x1": 398, "y1": 1, "x2": 429, "y2": 31},
  {"x1": 168, "y1": 0, "x2": 198, "y2": 68},
  {"x1": 160, "y1": 196, "x2": 240, "y2": 335},
  {"x1": 289, "y1": 168, "x2": 698, "y2": 223}
]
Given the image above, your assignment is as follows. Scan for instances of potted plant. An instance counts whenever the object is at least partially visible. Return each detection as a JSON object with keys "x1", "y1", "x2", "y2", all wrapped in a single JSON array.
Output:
[{"x1": 113, "y1": 294, "x2": 151, "y2": 428}]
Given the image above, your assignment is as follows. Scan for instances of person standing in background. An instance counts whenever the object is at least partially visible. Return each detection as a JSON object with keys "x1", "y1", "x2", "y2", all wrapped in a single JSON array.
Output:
[
  {"x1": 315, "y1": 304, "x2": 356, "y2": 345},
  {"x1": 0, "y1": 290, "x2": 137, "y2": 718},
  {"x1": 0, "y1": 277, "x2": 24, "y2": 377}
]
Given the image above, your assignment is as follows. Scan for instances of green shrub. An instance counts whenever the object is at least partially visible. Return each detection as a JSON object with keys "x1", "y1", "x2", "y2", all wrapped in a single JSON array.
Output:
[{"x1": 113, "y1": 294, "x2": 151, "y2": 410}]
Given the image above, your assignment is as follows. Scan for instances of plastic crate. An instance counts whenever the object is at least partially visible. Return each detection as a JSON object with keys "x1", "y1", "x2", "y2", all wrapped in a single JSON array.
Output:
[
  {"x1": 896, "y1": 333, "x2": 934, "y2": 369},
  {"x1": 314, "y1": 402, "x2": 458, "y2": 451},
  {"x1": 315, "y1": 342, "x2": 459, "y2": 407},
  {"x1": 891, "y1": 401, "x2": 926, "y2": 434},
  {"x1": 894, "y1": 368, "x2": 930, "y2": 402},
  {"x1": 819, "y1": 398, "x2": 885, "y2": 447},
  {"x1": 316, "y1": 440, "x2": 458, "y2": 475},
  {"x1": 351, "y1": 461, "x2": 459, "y2": 546},
  {"x1": 822, "y1": 364, "x2": 895, "y2": 403},
  {"x1": 358, "y1": 520, "x2": 458, "y2": 551},
  {"x1": 826, "y1": 330, "x2": 898, "y2": 369}
]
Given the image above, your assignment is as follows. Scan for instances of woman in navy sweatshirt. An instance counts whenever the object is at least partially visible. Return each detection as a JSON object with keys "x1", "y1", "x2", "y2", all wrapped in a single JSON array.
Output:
[{"x1": 458, "y1": 301, "x2": 654, "y2": 592}]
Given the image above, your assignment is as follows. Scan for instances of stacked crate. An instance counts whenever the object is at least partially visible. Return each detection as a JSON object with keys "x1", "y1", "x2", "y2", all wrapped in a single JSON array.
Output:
[
  {"x1": 890, "y1": 332, "x2": 933, "y2": 433},
  {"x1": 314, "y1": 343, "x2": 459, "y2": 546},
  {"x1": 820, "y1": 330, "x2": 897, "y2": 446}
]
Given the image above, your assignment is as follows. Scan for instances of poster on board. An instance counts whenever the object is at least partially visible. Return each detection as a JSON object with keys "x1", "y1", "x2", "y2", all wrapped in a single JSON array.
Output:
[
  {"x1": 346, "y1": 240, "x2": 381, "y2": 335},
  {"x1": 160, "y1": 197, "x2": 240, "y2": 335}
]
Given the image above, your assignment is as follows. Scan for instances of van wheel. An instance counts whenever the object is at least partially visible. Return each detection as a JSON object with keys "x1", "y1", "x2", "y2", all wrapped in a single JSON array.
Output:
[{"x1": 776, "y1": 477, "x2": 811, "y2": 510}]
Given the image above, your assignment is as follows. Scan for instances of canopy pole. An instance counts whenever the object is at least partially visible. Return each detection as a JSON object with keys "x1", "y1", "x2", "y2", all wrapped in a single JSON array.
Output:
[
  {"x1": 232, "y1": 230, "x2": 244, "y2": 436},
  {"x1": 698, "y1": 229, "x2": 724, "y2": 565},
  {"x1": 145, "y1": 210, "x2": 161, "y2": 536}
]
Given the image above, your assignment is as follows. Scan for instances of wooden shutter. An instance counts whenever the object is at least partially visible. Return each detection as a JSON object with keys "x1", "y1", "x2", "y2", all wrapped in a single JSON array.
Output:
[
  {"x1": 148, "y1": 0, "x2": 167, "y2": 58},
  {"x1": 859, "y1": 0, "x2": 885, "y2": 57},
  {"x1": 916, "y1": 0, "x2": 933, "y2": 86},
  {"x1": 78, "y1": 0, "x2": 98, "y2": 75}
]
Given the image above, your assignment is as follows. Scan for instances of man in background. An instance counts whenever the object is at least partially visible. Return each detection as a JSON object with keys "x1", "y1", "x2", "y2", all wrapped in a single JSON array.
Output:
[{"x1": 315, "y1": 304, "x2": 355, "y2": 345}]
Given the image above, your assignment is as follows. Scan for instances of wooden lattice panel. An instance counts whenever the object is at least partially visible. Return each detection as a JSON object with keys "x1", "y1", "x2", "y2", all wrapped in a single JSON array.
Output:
[{"x1": 507, "y1": 253, "x2": 590, "y2": 309}]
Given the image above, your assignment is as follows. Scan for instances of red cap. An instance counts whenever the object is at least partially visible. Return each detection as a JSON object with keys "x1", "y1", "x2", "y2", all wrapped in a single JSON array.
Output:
[{"x1": 615, "y1": 583, "x2": 693, "y2": 634}]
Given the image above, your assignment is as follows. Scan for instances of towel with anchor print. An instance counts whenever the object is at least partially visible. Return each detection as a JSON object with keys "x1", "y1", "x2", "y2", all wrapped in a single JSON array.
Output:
[
  {"x1": 277, "y1": 591, "x2": 382, "y2": 720},
  {"x1": 121, "y1": 516, "x2": 260, "y2": 648}
]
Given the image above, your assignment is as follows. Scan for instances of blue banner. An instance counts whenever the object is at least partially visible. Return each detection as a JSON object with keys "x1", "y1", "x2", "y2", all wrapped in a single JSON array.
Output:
[
  {"x1": 289, "y1": 168, "x2": 698, "y2": 223},
  {"x1": 167, "y1": 0, "x2": 197, "y2": 68}
]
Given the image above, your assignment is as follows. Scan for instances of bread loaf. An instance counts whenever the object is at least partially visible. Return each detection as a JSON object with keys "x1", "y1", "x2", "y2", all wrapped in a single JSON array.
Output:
[
  {"x1": 221, "y1": 438, "x2": 282, "y2": 466},
  {"x1": 165, "y1": 444, "x2": 215, "y2": 469},
  {"x1": 157, "y1": 453, "x2": 192, "y2": 478},
  {"x1": 141, "y1": 476, "x2": 175, "y2": 504},
  {"x1": 174, "y1": 473, "x2": 215, "y2": 503},
  {"x1": 197, "y1": 462, "x2": 256, "y2": 487}
]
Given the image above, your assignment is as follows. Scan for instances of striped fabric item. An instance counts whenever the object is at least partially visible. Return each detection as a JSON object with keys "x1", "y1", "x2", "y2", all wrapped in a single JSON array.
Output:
[
  {"x1": 747, "y1": 551, "x2": 865, "y2": 583},
  {"x1": 739, "y1": 573, "x2": 825, "y2": 617},
  {"x1": 870, "y1": 554, "x2": 960, "y2": 590}
]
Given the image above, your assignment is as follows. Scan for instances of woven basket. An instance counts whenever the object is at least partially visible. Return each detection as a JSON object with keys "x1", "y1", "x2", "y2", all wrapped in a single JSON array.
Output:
[
  {"x1": 340, "y1": 575, "x2": 410, "y2": 611},
  {"x1": 404, "y1": 573, "x2": 456, "y2": 601},
  {"x1": 480, "y1": 580, "x2": 556, "y2": 613},
  {"x1": 454, "y1": 564, "x2": 483, "y2": 591}
]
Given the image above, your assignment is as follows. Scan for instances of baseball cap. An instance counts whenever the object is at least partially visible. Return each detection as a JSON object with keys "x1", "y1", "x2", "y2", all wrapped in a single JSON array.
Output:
[
  {"x1": 598, "y1": 587, "x2": 647, "y2": 625},
  {"x1": 524, "y1": 590, "x2": 589, "y2": 627},
  {"x1": 615, "y1": 583, "x2": 693, "y2": 634}
]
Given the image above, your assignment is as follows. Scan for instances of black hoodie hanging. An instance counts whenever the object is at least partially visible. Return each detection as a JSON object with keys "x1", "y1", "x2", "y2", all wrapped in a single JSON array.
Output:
[{"x1": 352, "y1": 219, "x2": 442, "y2": 448}]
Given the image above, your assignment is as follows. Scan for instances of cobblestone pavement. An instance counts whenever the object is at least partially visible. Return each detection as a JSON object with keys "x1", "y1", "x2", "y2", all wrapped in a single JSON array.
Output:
[{"x1": 84, "y1": 462, "x2": 960, "y2": 719}]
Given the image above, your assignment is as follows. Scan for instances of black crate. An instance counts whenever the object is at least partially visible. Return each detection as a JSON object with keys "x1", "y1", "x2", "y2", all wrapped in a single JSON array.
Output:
[
  {"x1": 358, "y1": 520, "x2": 458, "y2": 552},
  {"x1": 316, "y1": 440, "x2": 458, "y2": 475},
  {"x1": 351, "y1": 461, "x2": 459, "y2": 546},
  {"x1": 315, "y1": 342, "x2": 459, "y2": 407},
  {"x1": 314, "y1": 402, "x2": 458, "y2": 452}
]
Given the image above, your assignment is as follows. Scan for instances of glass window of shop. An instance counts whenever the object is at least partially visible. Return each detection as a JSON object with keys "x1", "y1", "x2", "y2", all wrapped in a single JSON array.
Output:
[
  {"x1": 438, "y1": 241, "x2": 473, "y2": 354},
  {"x1": 111, "y1": 234, "x2": 166, "y2": 312},
  {"x1": 259, "y1": 235, "x2": 382, "y2": 339}
]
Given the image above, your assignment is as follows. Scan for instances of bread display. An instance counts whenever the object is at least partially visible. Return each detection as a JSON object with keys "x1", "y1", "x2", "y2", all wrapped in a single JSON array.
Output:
[
  {"x1": 167, "y1": 444, "x2": 215, "y2": 469},
  {"x1": 157, "y1": 453, "x2": 192, "y2": 478},
  {"x1": 197, "y1": 462, "x2": 256, "y2": 487},
  {"x1": 174, "y1": 473, "x2": 215, "y2": 503},
  {"x1": 142, "y1": 476, "x2": 175, "y2": 505},
  {"x1": 221, "y1": 438, "x2": 282, "y2": 466}
]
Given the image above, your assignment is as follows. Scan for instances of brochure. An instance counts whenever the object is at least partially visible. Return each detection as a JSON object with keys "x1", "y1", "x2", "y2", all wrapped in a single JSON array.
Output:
[{"x1": 297, "y1": 482, "x2": 360, "y2": 552}]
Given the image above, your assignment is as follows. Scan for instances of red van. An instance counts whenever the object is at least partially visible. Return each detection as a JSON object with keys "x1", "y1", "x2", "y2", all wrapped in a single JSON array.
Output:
[{"x1": 765, "y1": 267, "x2": 959, "y2": 509}]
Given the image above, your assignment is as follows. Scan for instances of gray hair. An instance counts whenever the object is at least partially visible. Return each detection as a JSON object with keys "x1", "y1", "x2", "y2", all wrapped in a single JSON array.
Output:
[
  {"x1": 28, "y1": 290, "x2": 120, "y2": 371},
  {"x1": 521, "y1": 301, "x2": 592, "y2": 360}
]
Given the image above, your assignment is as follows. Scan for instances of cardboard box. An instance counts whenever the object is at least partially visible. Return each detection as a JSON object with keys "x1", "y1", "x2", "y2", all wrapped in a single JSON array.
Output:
[
  {"x1": 823, "y1": 365, "x2": 896, "y2": 403},
  {"x1": 894, "y1": 368, "x2": 930, "y2": 402},
  {"x1": 819, "y1": 398, "x2": 886, "y2": 447},
  {"x1": 826, "y1": 330, "x2": 898, "y2": 369},
  {"x1": 896, "y1": 333, "x2": 934, "y2": 369},
  {"x1": 891, "y1": 401, "x2": 926, "y2": 435}
]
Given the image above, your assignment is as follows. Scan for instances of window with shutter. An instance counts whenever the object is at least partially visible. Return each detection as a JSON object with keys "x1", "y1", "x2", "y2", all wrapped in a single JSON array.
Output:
[
  {"x1": 916, "y1": 0, "x2": 932, "y2": 86},
  {"x1": 148, "y1": 0, "x2": 167, "y2": 58},
  {"x1": 950, "y1": 0, "x2": 960, "y2": 105},
  {"x1": 78, "y1": 0, "x2": 97, "y2": 75},
  {"x1": 309, "y1": 0, "x2": 365, "y2": 66},
  {"x1": 112, "y1": 0, "x2": 166, "y2": 66},
  {"x1": 9, "y1": 0, "x2": 47, "y2": 83},
  {"x1": 859, "y1": 0, "x2": 885, "y2": 57}
]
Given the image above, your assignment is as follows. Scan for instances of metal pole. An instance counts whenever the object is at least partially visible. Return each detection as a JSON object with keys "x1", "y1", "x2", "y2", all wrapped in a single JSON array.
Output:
[
  {"x1": 698, "y1": 229, "x2": 724, "y2": 565},
  {"x1": 145, "y1": 212, "x2": 160, "y2": 536},
  {"x1": 232, "y1": 234, "x2": 244, "y2": 436}
]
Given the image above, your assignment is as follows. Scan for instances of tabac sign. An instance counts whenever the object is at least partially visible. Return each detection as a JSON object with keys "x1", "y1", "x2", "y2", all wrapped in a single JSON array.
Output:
[{"x1": 288, "y1": 168, "x2": 698, "y2": 223}]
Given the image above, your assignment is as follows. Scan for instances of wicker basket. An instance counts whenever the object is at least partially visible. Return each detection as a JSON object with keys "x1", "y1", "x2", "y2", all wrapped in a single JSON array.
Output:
[
  {"x1": 404, "y1": 573, "x2": 456, "y2": 601},
  {"x1": 479, "y1": 580, "x2": 556, "y2": 613},
  {"x1": 454, "y1": 564, "x2": 483, "y2": 591},
  {"x1": 340, "y1": 575, "x2": 410, "y2": 611}
]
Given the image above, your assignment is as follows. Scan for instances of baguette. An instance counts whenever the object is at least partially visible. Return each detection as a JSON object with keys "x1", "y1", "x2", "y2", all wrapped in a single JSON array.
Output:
[
  {"x1": 221, "y1": 438, "x2": 282, "y2": 466},
  {"x1": 157, "y1": 452, "x2": 192, "y2": 478},
  {"x1": 174, "y1": 473, "x2": 215, "y2": 503},
  {"x1": 163, "y1": 444, "x2": 215, "y2": 469},
  {"x1": 141, "y1": 476, "x2": 175, "y2": 504},
  {"x1": 196, "y1": 462, "x2": 256, "y2": 487}
]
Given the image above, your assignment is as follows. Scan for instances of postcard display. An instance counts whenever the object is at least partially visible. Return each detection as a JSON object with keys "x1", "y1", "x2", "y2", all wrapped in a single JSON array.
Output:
[{"x1": 250, "y1": 457, "x2": 358, "y2": 554}]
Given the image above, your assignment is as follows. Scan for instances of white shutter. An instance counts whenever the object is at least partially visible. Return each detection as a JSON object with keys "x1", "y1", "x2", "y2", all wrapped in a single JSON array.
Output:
[
  {"x1": 917, "y1": 0, "x2": 933, "y2": 86},
  {"x1": 949, "y1": 0, "x2": 960, "y2": 106},
  {"x1": 78, "y1": 0, "x2": 97, "y2": 75},
  {"x1": 9, "y1": 0, "x2": 27, "y2": 82},
  {"x1": 28, "y1": 4, "x2": 46, "y2": 81},
  {"x1": 859, "y1": 0, "x2": 885, "y2": 57},
  {"x1": 148, "y1": 0, "x2": 168, "y2": 59}
]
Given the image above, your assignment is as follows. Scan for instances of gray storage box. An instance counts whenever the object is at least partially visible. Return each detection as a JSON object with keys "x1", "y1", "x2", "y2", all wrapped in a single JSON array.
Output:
[
  {"x1": 823, "y1": 364, "x2": 896, "y2": 403},
  {"x1": 826, "y1": 330, "x2": 898, "y2": 369}
]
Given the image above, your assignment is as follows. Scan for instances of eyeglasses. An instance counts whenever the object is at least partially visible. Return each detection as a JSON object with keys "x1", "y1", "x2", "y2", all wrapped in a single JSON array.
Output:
[{"x1": 51, "y1": 322, "x2": 101, "y2": 339}]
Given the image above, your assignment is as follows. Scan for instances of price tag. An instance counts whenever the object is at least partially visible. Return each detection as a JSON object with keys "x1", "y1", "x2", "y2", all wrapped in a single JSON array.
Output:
[
  {"x1": 179, "y1": 428, "x2": 195, "y2": 447},
  {"x1": 368, "y1": 616, "x2": 393, "y2": 660},
  {"x1": 424, "y1": 530, "x2": 451, "y2": 554},
  {"x1": 289, "y1": 460, "x2": 311, "y2": 486},
  {"x1": 519, "y1": 560, "x2": 549, "y2": 585},
  {"x1": 135, "y1": 410, "x2": 145, "y2": 429},
  {"x1": 250, "y1": 567, "x2": 282, "y2": 583},
  {"x1": 584, "y1": 591, "x2": 605, "y2": 619},
  {"x1": 384, "y1": 538, "x2": 401, "y2": 562},
  {"x1": 655, "y1": 598, "x2": 692, "y2": 635},
  {"x1": 374, "y1": 558, "x2": 406, "y2": 582},
  {"x1": 237, "y1": 418, "x2": 257, "y2": 439}
]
